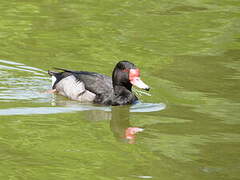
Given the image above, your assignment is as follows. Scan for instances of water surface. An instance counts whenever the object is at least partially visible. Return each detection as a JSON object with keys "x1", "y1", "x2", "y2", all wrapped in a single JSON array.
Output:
[{"x1": 0, "y1": 0, "x2": 240, "y2": 179}]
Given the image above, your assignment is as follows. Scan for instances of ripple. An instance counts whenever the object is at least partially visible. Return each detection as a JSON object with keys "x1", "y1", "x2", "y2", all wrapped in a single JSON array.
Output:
[
  {"x1": 0, "y1": 102, "x2": 166, "y2": 116},
  {"x1": 0, "y1": 59, "x2": 50, "y2": 102},
  {"x1": 130, "y1": 102, "x2": 166, "y2": 112}
]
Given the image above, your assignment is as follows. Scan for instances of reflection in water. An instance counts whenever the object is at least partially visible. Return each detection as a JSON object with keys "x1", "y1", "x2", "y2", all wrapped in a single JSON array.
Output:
[
  {"x1": 52, "y1": 99, "x2": 152, "y2": 144},
  {"x1": 111, "y1": 106, "x2": 144, "y2": 144}
]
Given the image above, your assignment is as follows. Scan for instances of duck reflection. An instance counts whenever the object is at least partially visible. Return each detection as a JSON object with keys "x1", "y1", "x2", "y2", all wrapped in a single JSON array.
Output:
[
  {"x1": 110, "y1": 106, "x2": 144, "y2": 144},
  {"x1": 83, "y1": 105, "x2": 144, "y2": 143},
  {"x1": 52, "y1": 96, "x2": 144, "y2": 143}
]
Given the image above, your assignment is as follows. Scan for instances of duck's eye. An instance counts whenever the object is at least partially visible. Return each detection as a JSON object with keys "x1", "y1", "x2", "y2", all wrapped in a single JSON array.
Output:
[{"x1": 122, "y1": 69, "x2": 130, "y2": 73}]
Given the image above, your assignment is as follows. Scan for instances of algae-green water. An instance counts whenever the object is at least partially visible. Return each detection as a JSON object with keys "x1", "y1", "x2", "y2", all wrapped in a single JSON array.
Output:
[{"x1": 0, "y1": 0, "x2": 239, "y2": 179}]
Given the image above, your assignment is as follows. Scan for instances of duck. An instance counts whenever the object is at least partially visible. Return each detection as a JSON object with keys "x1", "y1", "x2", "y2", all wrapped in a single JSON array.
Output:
[{"x1": 48, "y1": 60, "x2": 150, "y2": 106}]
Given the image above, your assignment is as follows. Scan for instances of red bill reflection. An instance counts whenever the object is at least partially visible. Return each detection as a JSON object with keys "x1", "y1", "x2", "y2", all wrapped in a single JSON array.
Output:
[{"x1": 125, "y1": 127, "x2": 144, "y2": 144}]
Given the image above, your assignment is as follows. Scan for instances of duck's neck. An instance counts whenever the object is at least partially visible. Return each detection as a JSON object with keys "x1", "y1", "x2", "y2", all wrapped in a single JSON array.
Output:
[
  {"x1": 114, "y1": 84, "x2": 132, "y2": 94},
  {"x1": 112, "y1": 85, "x2": 137, "y2": 106}
]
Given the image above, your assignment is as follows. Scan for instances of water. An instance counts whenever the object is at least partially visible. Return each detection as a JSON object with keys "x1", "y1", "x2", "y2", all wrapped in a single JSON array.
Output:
[{"x1": 0, "y1": 0, "x2": 240, "y2": 179}]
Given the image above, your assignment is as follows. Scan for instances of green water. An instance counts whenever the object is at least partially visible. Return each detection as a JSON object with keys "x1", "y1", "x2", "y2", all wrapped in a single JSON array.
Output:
[{"x1": 0, "y1": 0, "x2": 240, "y2": 179}]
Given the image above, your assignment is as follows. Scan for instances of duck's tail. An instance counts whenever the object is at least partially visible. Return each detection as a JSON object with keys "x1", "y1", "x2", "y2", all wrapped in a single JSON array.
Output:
[
  {"x1": 48, "y1": 68, "x2": 74, "y2": 89},
  {"x1": 53, "y1": 67, "x2": 73, "y2": 73},
  {"x1": 48, "y1": 70, "x2": 66, "y2": 88},
  {"x1": 48, "y1": 67, "x2": 73, "y2": 76},
  {"x1": 48, "y1": 70, "x2": 57, "y2": 76}
]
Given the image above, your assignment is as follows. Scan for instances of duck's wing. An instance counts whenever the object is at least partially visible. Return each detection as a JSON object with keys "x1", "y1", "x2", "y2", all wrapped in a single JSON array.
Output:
[{"x1": 50, "y1": 68, "x2": 113, "y2": 96}]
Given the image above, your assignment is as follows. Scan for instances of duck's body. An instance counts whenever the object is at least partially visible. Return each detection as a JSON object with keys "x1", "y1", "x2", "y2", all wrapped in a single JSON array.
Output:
[{"x1": 48, "y1": 61, "x2": 149, "y2": 106}]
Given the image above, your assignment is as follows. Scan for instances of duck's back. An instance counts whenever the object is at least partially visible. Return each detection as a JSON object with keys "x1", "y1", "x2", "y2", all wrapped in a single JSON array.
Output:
[
  {"x1": 49, "y1": 69, "x2": 114, "y2": 103},
  {"x1": 74, "y1": 71, "x2": 113, "y2": 96}
]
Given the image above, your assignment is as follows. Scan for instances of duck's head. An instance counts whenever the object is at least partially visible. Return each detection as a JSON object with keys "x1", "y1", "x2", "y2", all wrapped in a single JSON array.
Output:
[{"x1": 112, "y1": 61, "x2": 150, "y2": 91}]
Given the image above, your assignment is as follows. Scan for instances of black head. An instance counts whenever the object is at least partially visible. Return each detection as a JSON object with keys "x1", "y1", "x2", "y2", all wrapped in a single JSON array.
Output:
[{"x1": 112, "y1": 61, "x2": 150, "y2": 91}]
